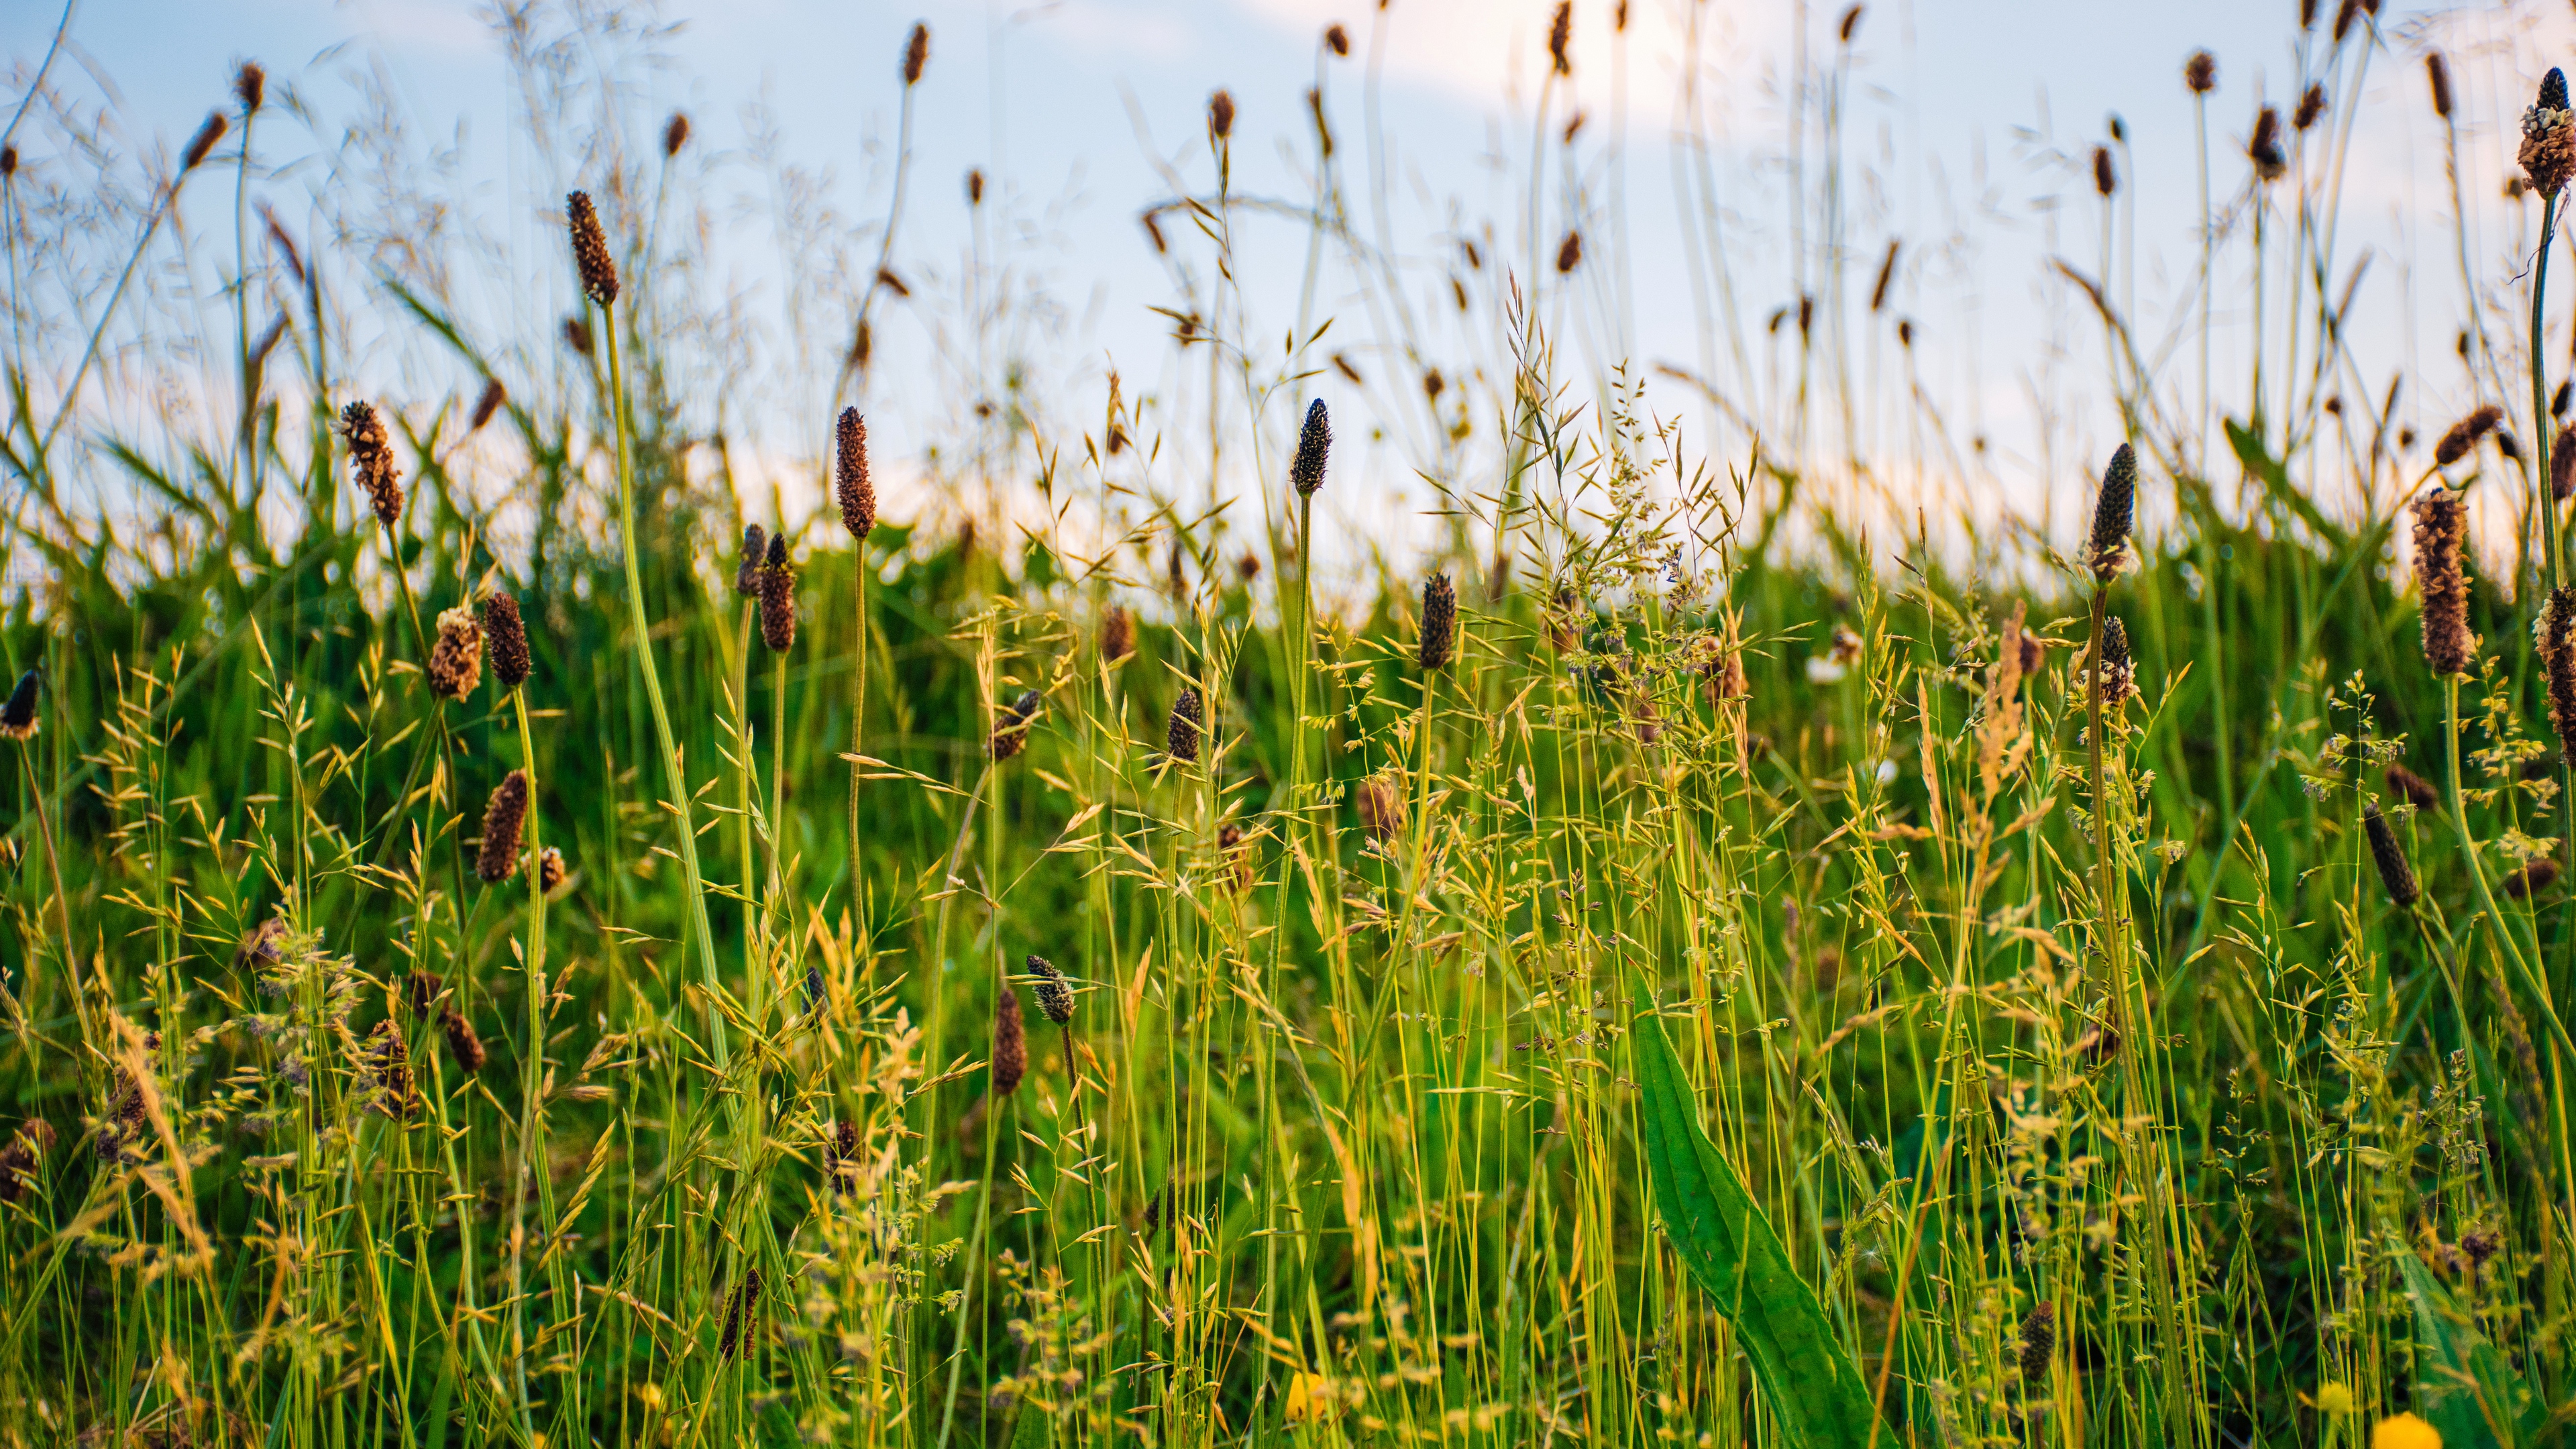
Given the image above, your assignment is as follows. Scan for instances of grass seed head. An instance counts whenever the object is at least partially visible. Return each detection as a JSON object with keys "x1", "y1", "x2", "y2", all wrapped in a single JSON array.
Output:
[
  {"x1": 1027, "y1": 955, "x2": 1075, "y2": 1025},
  {"x1": 561, "y1": 315, "x2": 593, "y2": 356},
  {"x1": 1219, "y1": 822, "x2": 1256, "y2": 892},
  {"x1": 1291, "y1": 398, "x2": 1331, "y2": 496},
  {"x1": 2249, "y1": 107, "x2": 2286, "y2": 181},
  {"x1": 720, "y1": 1268, "x2": 763, "y2": 1360},
  {"x1": 477, "y1": 770, "x2": 530, "y2": 884},
  {"x1": 2556, "y1": 426, "x2": 2576, "y2": 500},
  {"x1": 2092, "y1": 146, "x2": 2116, "y2": 196},
  {"x1": 537, "y1": 847, "x2": 568, "y2": 894},
  {"x1": 663, "y1": 110, "x2": 690, "y2": 156},
  {"x1": 470, "y1": 377, "x2": 506, "y2": 431},
  {"x1": 993, "y1": 989, "x2": 1027, "y2": 1095},
  {"x1": 483, "y1": 592, "x2": 531, "y2": 690},
  {"x1": 836, "y1": 408, "x2": 877, "y2": 539},
  {"x1": 2385, "y1": 763, "x2": 2441, "y2": 812},
  {"x1": 0, "y1": 1120, "x2": 54, "y2": 1203},
  {"x1": 235, "y1": 62, "x2": 265, "y2": 114},
  {"x1": 1209, "y1": 90, "x2": 1234, "y2": 139},
  {"x1": 0, "y1": 669, "x2": 38, "y2": 741},
  {"x1": 1101, "y1": 605, "x2": 1135, "y2": 664},
  {"x1": 2185, "y1": 50, "x2": 2216, "y2": 94},
  {"x1": 405, "y1": 970, "x2": 444, "y2": 1016},
  {"x1": 991, "y1": 689, "x2": 1042, "y2": 761},
  {"x1": 181, "y1": 112, "x2": 227, "y2": 171},
  {"x1": 2094, "y1": 616, "x2": 2137, "y2": 707},
  {"x1": 1167, "y1": 686, "x2": 1205, "y2": 763},
  {"x1": 2508, "y1": 858, "x2": 2561, "y2": 899},
  {"x1": 2086, "y1": 444, "x2": 2137, "y2": 582},
  {"x1": 2294, "y1": 83, "x2": 2325, "y2": 130},
  {"x1": 566, "y1": 191, "x2": 619, "y2": 306},
  {"x1": 441, "y1": 1008, "x2": 486, "y2": 1073},
  {"x1": 2433, "y1": 405, "x2": 2502, "y2": 466},
  {"x1": 1548, "y1": 0, "x2": 1572, "y2": 74},
  {"x1": 759, "y1": 532, "x2": 796, "y2": 651},
  {"x1": 429, "y1": 605, "x2": 485, "y2": 700},
  {"x1": 2019, "y1": 1301, "x2": 2055, "y2": 1384},
  {"x1": 735, "y1": 523, "x2": 767, "y2": 598},
  {"x1": 2412, "y1": 488, "x2": 2474, "y2": 676},
  {"x1": 2426, "y1": 53, "x2": 2453, "y2": 117},
  {"x1": 1419, "y1": 573, "x2": 1457, "y2": 670},
  {"x1": 367, "y1": 1020, "x2": 415, "y2": 1120},
  {"x1": 826, "y1": 1118, "x2": 861, "y2": 1193},
  {"x1": 1358, "y1": 771, "x2": 1407, "y2": 842},
  {"x1": 2526, "y1": 80, "x2": 2576, "y2": 198},
  {"x1": 341, "y1": 400, "x2": 404, "y2": 526},
  {"x1": 1326, "y1": 23, "x2": 1350, "y2": 54},
  {"x1": 1556, "y1": 229, "x2": 1582, "y2": 273},
  {"x1": 904, "y1": 23, "x2": 930, "y2": 85},
  {"x1": 2364, "y1": 802, "x2": 2420, "y2": 906}
]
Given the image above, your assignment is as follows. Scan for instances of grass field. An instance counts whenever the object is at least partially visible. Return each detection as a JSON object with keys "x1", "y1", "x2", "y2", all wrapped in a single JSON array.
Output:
[{"x1": 5, "y1": 4, "x2": 2576, "y2": 1446}]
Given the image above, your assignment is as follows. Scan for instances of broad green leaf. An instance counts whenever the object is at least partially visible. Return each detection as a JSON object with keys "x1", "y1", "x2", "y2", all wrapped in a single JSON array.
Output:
[
  {"x1": 1010, "y1": 1399, "x2": 1052, "y2": 1448},
  {"x1": 2395, "y1": 1243, "x2": 2547, "y2": 1449},
  {"x1": 1633, "y1": 1009, "x2": 1886, "y2": 1449}
]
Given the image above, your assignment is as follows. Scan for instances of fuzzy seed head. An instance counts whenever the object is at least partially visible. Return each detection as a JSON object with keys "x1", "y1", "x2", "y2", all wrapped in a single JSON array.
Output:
[
  {"x1": 1548, "y1": 0, "x2": 1572, "y2": 74},
  {"x1": 1167, "y1": 686, "x2": 1205, "y2": 763},
  {"x1": 2524, "y1": 83, "x2": 2575, "y2": 197},
  {"x1": 1556, "y1": 229, "x2": 1583, "y2": 274},
  {"x1": 2385, "y1": 763, "x2": 2442, "y2": 812},
  {"x1": 2509, "y1": 858, "x2": 2562, "y2": 899},
  {"x1": 2556, "y1": 427, "x2": 2576, "y2": 502},
  {"x1": 2436, "y1": 405, "x2": 2504, "y2": 466},
  {"x1": 1209, "y1": 89, "x2": 1235, "y2": 139},
  {"x1": 735, "y1": 524, "x2": 767, "y2": 598},
  {"x1": 0, "y1": 1120, "x2": 54, "y2": 1203},
  {"x1": 182, "y1": 112, "x2": 227, "y2": 171},
  {"x1": 236, "y1": 62, "x2": 265, "y2": 114},
  {"x1": 483, "y1": 592, "x2": 531, "y2": 690},
  {"x1": 1100, "y1": 606, "x2": 1136, "y2": 665},
  {"x1": 441, "y1": 1008, "x2": 486, "y2": 1073},
  {"x1": 1291, "y1": 398, "x2": 1332, "y2": 496},
  {"x1": 1326, "y1": 23, "x2": 1349, "y2": 54},
  {"x1": 2412, "y1": 488, "x2": 2474, "y2": 676},
  {"x1": 367, "y1": 1020, "x2": 415, "y2": 1120},
  {"x1": 990, "y1": 689, "x2": 1041, "y2": 761},
  {"x1": 758, "y1": 533, "x2": 796, "y2": 651},
  {"x1": 2364, "y1": 802, "x2": 2420, "y2": 907},
  {"x1": 537, "y1": 847, "x2": 568, "y2": 895},
  {"x1": 2294, "y1": 83, "x2": 2325, "y2": 131},
  {"x1": 341, "y1": 400, "x2": 404, "y2": 526},
  {"x1": 2542, "y1": 589, "x2": 2576, "y2": 757},
  {"x1": 567, "y1": 191, "x2": 619, "y2": 306},
  {"x1": 1419, "y1": 573, "x2": 1457, "y2": 670},
  {"x1": 904, "y1": 23, "x2": 930, "y2": 85},
  {"x1": 2086, "y1": 444, "x2": 2137, "y2": 582},
  {"x1": 0, "y1": 670, "x2": 38, "y2": 742},
  {"x1": 2185, "y1": 50, "x2": 2216, "y2": 94},
  {"x1": 405, "y1": 969, "x2": 445, "y2": 1016},
  {"x1": 2019, "y1": 1301, "x2": 2055, "y2": 1384},
  {"x1": 2094, "y1": 616, "x2": 2137, "y2": 708},
  {"x1": 1027, "y1": 955, "x2": 1075, "y2": 1026},
  {"x1": 826, "y1": 1118, "x2": 861, "y2": 1194},
  {"x1": 663, "y1": 111, "x2": 690, "y2": 156},
  {"x1": 429, "y1": 606, "x2": 484, "y2": 701},
  {"x1": 2249, "y1": 107, "x2": 2286, "y2": 181},
  {"x1": 719, "y1": 1269, "x2": 763, "y2": 1360},
  {"x1": 470, "y1": 377, "x2": 506, "y2": 431},
  {"x1": 2427, "y1": 53, "x2": 2453, "y2": 118},
  {"x1": 836, "y1": 408, "x2": 877, "y2": 539},
  {"x1": 1219, "y1": 822, "x2": 1256, "y2": 892},
  {"x1": 477, "y1": 770, "x2": 530, "y2": 885},
  {"x1": 992, "y1": 989, "x2": 1027, "y2": 1095},
  {"x1": 2092, "y1": 146, "x2": 2116, "y2": 197}
]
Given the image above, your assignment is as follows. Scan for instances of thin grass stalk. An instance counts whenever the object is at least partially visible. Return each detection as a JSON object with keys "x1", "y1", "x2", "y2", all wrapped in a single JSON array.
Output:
[{"x1": 849, "y1": 559, "x2": 867, "y2": 944}]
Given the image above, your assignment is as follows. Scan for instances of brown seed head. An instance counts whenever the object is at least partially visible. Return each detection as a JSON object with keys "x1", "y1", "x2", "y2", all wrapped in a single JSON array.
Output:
[
  {"x1": 2509, "y1": 858, "x2": 2563, "y2": 899},
  {"x1": 1027, "y1": 955, "x2": 1075, "y2": 1025},
  {"x1": 429, "y1": 606, "x2": 485, "y2": 701},
  {"x1": 1167, "y1": 686, "x2": 1205, "y2": 763},
  {"x1": 367, "y1": 1020, "x2": 416, "y2": 1120},
  {"x1": 1101, "y1": 606, "x2": 1136, "y2": 664},
  {"x1": 992, "y1": 989, "x2": 1026, "y2": 1095},
  {"x1": 537, "y1": 846, "x2": 568, "y2": 895},
  {"x1": 2412, "y1": 488, "x2": 2474, "y2": 676},
  {"x1": 1326, "y1": 23, "x2": 1350, "y2": 54},
  {"x1": 1, "y1": 146, "x2": 17, "y2": 178},
  {"x1": 1556, "y1": 230, "x2": 1583, "y2": 274},
  {"x1": 1419, "y1": 572, "x2": 1457, "y2": 670},
  {"x1": 2523, "y1": 83, "x2": 2575, "y2": 198},
  {"x1": 0, "y1": 1120, "x2": 54, "y2": 1203},
  {"x1": 236, "y1": 62, "x2": 265, "y2": 113},
  {"x1": 759, "y1": 532, "x2": 796, "y2": 651},
  {"x1": 470, "y1": 377, "x2": 507, "y2": 431},
  {"x1": 836, "y1": 408, "x2": 876, "y2": 539},
  {"x1": 2364, "y1": 802, "x2": 2420, "y2": 906},
  {"x1": 567, "y1": 191, "x2": 619, "y2": 306},
  {"x1": 2385, "y1": 763, "x2": 2443, "y2": 812},
  {"x1": 2086, "y1": 444, "x2": 2137, "y2": 582},
  {"x1": 2332, "y1": 0, "x2": 2363, "y2": 42},
  {"x1": 441, "y1": 1008, "x2": 486, "y2": 1073},
  {"x1": 1141, "y1": 209, "x2": 1168, "y2": 254},
  {"x1": 735, "y1": 524, "x2": 767, "y2": 598},
  {"x1": 2542, "y1": 588, "x2": 2576, "y2": 757},
  {"x1": 2249, "y1": 107, "x2": 2286, "y2": 181},
  {"x1": 991, "y1": 689, "x2": 1042, "y2": 761},
  {"x1": 2020, "y1": 1302, "x2": 2055, "y2": 1384},
  {"x1": 1357, "y1": 771, "x2": 1407, "y2": 843},
  {"x1": 483, "y1": 592, "x2": 531, "y2": 691},
  {"x1": 405, "y1": 969, "x2": 445, "y2": 1016},
  {"x1": 182, "y1": 112, "x2": 227, "y2": 171},
  {"x1": 2555, "y1": 427, "x2": 2576, "y2": 501},
  {"x1": 477, "y1": 770, "x2": 530, "y2": 884},
  {"x1": 1292, "y1": 398, "x2": 1331, "y2": 496},
  {"x1": 2092, "y1": 146, "x2": 2116, "y2": 197},
  {"x1": 826, "y1": 1118, "x2": 861, "y2": 1193},
  {"x1": 1548, "y1": 0, "x2": 1572, "y2": 74},
  {"x1": 1870, "y1": 239, "x2": 1899, "y2": 312},
  {"x1": 341, "y1": 400, "x2": 405, "y2": 526},
  {"x1": 2094, "y1": 616, "x2": 2137, "y2": 708},
  {"x1": 662, "y1": 111, "x2": 691, "y2": 157},
  {"x1": 1219, "y1": 822, "x2": 1256, "y2": 892},
  {"x1": 1210, "y1": 89, "x2": 1235, "y2": 140},
  {"x1": 0, "y1": 670, "x2": 37, "y2": 743},
  {"x1": 904, "y1": 23, "x2": 930, "y2": 85},
  {"x1": 719, "y1": 1268, "x2": 764, "y2": 1360},
  {"x1": 2294, "y1": 83, "x2": 2325, "y2": 131},
  {"x1": 2185, "y1": 50, "x2": 2216, "y2": 95},
  {"x1": 2427, "y1": 53, "x2": 2454, "y2": 119},
  {"x1": 2435, "y1": 405, "x2": 2502, "y2": 466},
  {"x1": 562, "y1": 315, "x2": 594, "y2": 357}
]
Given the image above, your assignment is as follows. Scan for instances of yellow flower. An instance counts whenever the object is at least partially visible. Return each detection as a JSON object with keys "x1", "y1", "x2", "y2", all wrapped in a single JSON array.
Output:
[
  {"x1": 1283, "y1": 1372, "x2": 1338, "y2": 1426},
  {"x1": 2373, "y1": 1413, "x2": 2442, "y2": 1449},
  {"x1": 2312, "y1": 1383, "x2": 2355, "y2": 1415}
]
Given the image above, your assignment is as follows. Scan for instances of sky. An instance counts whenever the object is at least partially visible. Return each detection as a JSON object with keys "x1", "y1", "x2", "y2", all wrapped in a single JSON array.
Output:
[{"x1": 6, "y1": 0, "x2": 2575, "y2": 579}]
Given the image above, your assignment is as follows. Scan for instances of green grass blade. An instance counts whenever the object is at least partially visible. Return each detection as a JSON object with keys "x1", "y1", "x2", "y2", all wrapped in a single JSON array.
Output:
[
  {"x1": 1633, "y1": 1007, "x2": 1885, "y2": 1449},
  {"x1": 2395, "y1": 1244, "x2": 2548, "y2": 1449}
]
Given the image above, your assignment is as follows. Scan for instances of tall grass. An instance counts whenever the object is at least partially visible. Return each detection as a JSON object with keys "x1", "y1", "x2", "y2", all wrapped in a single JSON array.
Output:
[{"x1": 4, "y1": 3, "x2": 2576, "y2": 1447}]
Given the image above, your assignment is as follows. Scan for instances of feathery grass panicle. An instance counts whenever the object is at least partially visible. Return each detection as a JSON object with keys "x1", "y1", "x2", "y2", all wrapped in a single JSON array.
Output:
[
  {"x1": 2508, "y1": 858, "x2": 2561, "y2": 898},
  {"x1": 2412, "y1": 488, "x2": 2474, "y2": 675},
  {"x1": 341, "y1": 400, "x2": 403, "y2": 526},
  {"x1": 1100, "y1": 606, "x2": 1135, "y2": 665},
  {"x1": 566, "y1": 191, "x2": 618, "y2": 306},
  {"x1": 2086, "y1": 444, "x2": 2137, "y2": 582},
  {"x1": 990, "y1": 689, "x2": 1042, "y2": 761},
  {"x1": 735, "y1": 524, "x2": 767, "y2": 598},
  {"x1": 483, "y1": 592, "x2": 531, "y2": 690},
  {"x1": 1167, "y1": 686, "x2": 1205, "y2": 763},
  {"x1": 836, "y1": 408, "x2": 876, "y2": 539},
  {"x1": 2433, "y1": 405, "x2": 2502, "y2": 466},
  {"x1": 2364, "y1": 803, "x2": 2420, "y2": 906},
  {"x1": 1291, "y1": 398, "x2": 1331, "y2": 496},
  {"x1": 0, "y1": 669, "x2": 38, "y2": 741},
  {"x1": 2385, "y1": 763, "x2": 2442, "y2": 812},
  {"x1": 1026, "y1": 956, "x2": 1075, "y2": 1026},
  {"x1": 1419, "y1": 574, "x2": 1457, "y2": 670},
  {"x1": 991, "y1": 989, "x2": 1026, "y2": 1095},
  {"x1": 428, "y1": 606, "x2": 484, "y2": 700},
  {"x1": 2541, "y1": 588, "x2": 2576, "y2": 755},
  {"x1": 758, "y1": 533, "x2": 796, "y2": 651},
  {"x1": 477, "y1": 770, "x2": 530, "y2": 884}
]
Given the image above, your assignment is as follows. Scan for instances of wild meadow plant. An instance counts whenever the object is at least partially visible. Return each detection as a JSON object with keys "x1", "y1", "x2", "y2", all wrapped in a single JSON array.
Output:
[{"x1": 10, "y1": 3, "x2": 2576, "y2": 1446}]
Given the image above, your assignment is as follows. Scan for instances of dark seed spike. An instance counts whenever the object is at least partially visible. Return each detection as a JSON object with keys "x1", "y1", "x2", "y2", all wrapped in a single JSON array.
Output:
[
  {"x1": 0, "y1": 670, "x2": 38, "y2": 741},
  {"x1": 2020, "y1": 1302, "x2": 2055, "y2": 1384},
  {"x1": 1419, "y1": 573, "x2": 1457, "y2": 671},
  {"x1": 759, "y1": 534, "x2": 796, "y2": 651},
  {"x1": 567, "y1": 191, "x2": 619, "y2": 306},
  {"x1": 2546, "y1": 68, "x2": 2570, "y2": 113},
  {"x1": 1291, "y1": 398, "x2": 1331, "y2": 497},
  {"x1": 2413, "y1": 488, "x2": 2474, "y2": 676},
  {"x1": 1167, "y1": 686, "x2": 1205, "y2": 763},
  {"x1": 484, "y1": 592, "x2": 531, "y2": 691},
  {"x1": 1027, "y1": 955, "x2": 1075, "y2": 1026},
  {"x1": 476, "y1": 771, "x2": 530, "y2": 884},
  {"x1": 992, "y1": 989, "x2": 1026, "y2": 1095},
  {"x1": 2363, "y1": 802, "x2": 2420, "y2": 907},
  {"x1": 735, "y1": 524, "x2": 767, "y2": 598},
  {"x1": 2086, "y1": 444, "x2": 2137, "y2": 582},
  {"x1": 990, "y1": 689, "x2": 1042, "y2": 761},
  {"x1": 836, "y1": 408, "x2": 877, "y2": 539}
]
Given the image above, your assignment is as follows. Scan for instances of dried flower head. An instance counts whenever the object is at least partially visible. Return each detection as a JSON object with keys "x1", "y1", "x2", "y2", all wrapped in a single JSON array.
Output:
[
  {"x1": 991, "y1": 989, "x2": 1026, "y2": 1095},
  {"x1": 367, "y1": 1020, "x2": 415, "y2": 1120},
  {"x1": 990, "y1": 689, "x2": 1042, "y2": 761},
  {"x1": 2294, "y1": 83, "x2": 2326, "y2": 130},
  {"x1": 2427, "y1": 53, "x2": 2454, "y2": 119},
  {"x1": 2090, "y1": 145, "x2": 2116, "y2": 197},
  {"x1": 2086, "y1": 443, "x2": 2137, "y2": 582},
  {"x1": 2526, "y1": 86, "x2": 2576, "y2": 198},
  {"x1": 2363, "y1": 802, "x2": 2420, "y2": 907},
  {"x1": 561, "y1": 315, "x2": 594, "y2": 357},
  {"x1": 1326, "y1": 23, "x2": 1350, "y2": 54},
  {"x1": 2509, "y1": 858, "x2": 2562, "y2": 899},
  {"x1": 0, "y1": 1120, "x2": 54, "y2": 1203},
  {"x1": 2412, "y1": 488, "x2": 2474, "y2": 676},
  {"x1": 836, "y1": 408, "x2": 876, "y2": 539},
  {"x1": 537, "y1": 847, "x2": 568, "y2": 895},
  {"x1": 826, "y1": 1118, "x2": 861, "y2": 1194},
  {"x1": 1167, "y1": 686, "x2": 1205, "y2": 763},
  {"x1": 476, "y1": 770, "x2": 530, "y2": 885},
  {"x1": 181, "y1": 112, "x2": 227, "y2": 171},
  {"x1": 429, "y1": 606, "x2": 484, "y2": 701},
  {"x1": 442, "y1": 1008, "x2": 487, "y2": 1073},
  {"x1": 735, "y1": 524, "x2": 767, "y2": 598},
  {"x1": 2249, "y1": 107, "x2": 2286, "y2": 182},
  {"x1": 1357, "y1": 771, "x2": 1407, "y2": 843},
  {"x1": 1556, "y1": 230, "x2": 1583, "y2": 274},
  {"x1": 1291, "y1": 398, "x2": 1332, "y2": 496},
  {"x1": 0, "y1": 670, "x2": 37, "y2": 743},
  {"x1": 1548, "y1": 0, "x2": 1572, "y2": 74},
  {"x1": 663, "y1": 111, "x2": 691, "y2": 156},
  {"x1": 904, "y1": 23, "x2": 930, "y2": 85},
  {"x1": 1419, "y1": 573, "x2": 1458, "y2": 670},
  {"x1": 0, "y1": 147, "x2": 15, "y2": 178},
  {"x1": 235, "y1": 62, "x2": 265, "y2": 113},
  {"x1": 1101, "y1": 606, "x2": 1136, "y2": 664},
  {"x1": 566, "y1": 191, "x2": 619, "y2": 306},
  {"x1": 2542, "y1": 588, "x2": 2576, "y2": 757},
  {"x1": 483, "y1": 592, "x2": 531, "y2": 691},
  {"x1": 2094, "y1": 616, "x2": 2137, "y2": 708},
  {"x1": 758, "y1": 533, "x2": 796, "y2": 651},
  {"x1": 1027, "y1": 955, "x2": 1075, "y2": 1025},
  {"x1": 2019, "y1": 1301, "x2": 2055, "y2": 1384},
  {"x1": 2331, "y1": 0, "x2": 2365, "y2": 42},
  {"x1": 341, "y1": 400, "x2": 403, "y2": 526},
  {"x1": 2186, "y1": 50, "x2": 2216, "y2": 94},
  {"x1": 2385, "y1": 763, "x2": 2442, "y2": 812},
  {"x1": 1209, "y1": 90, "x2": 1235, "y2": 139},
  {"x1": 405, "y1": 969, "x2": 445, "y2": 1016},
  {"x1": 470, "y1": 377, "x2": 506, "y2": 431},
  {"x1": 2434, "y1": 405, "x2": 2504, "y2": 466},
  {"x1": 719, "y1": 1268, "x2": 763, "y2": 1360}
]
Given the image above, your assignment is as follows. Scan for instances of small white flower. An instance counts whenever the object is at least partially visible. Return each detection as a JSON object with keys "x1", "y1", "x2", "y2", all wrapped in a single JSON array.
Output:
[{"x1": 1807, "y1": 655, "x2": 1847, "y2": 684}]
